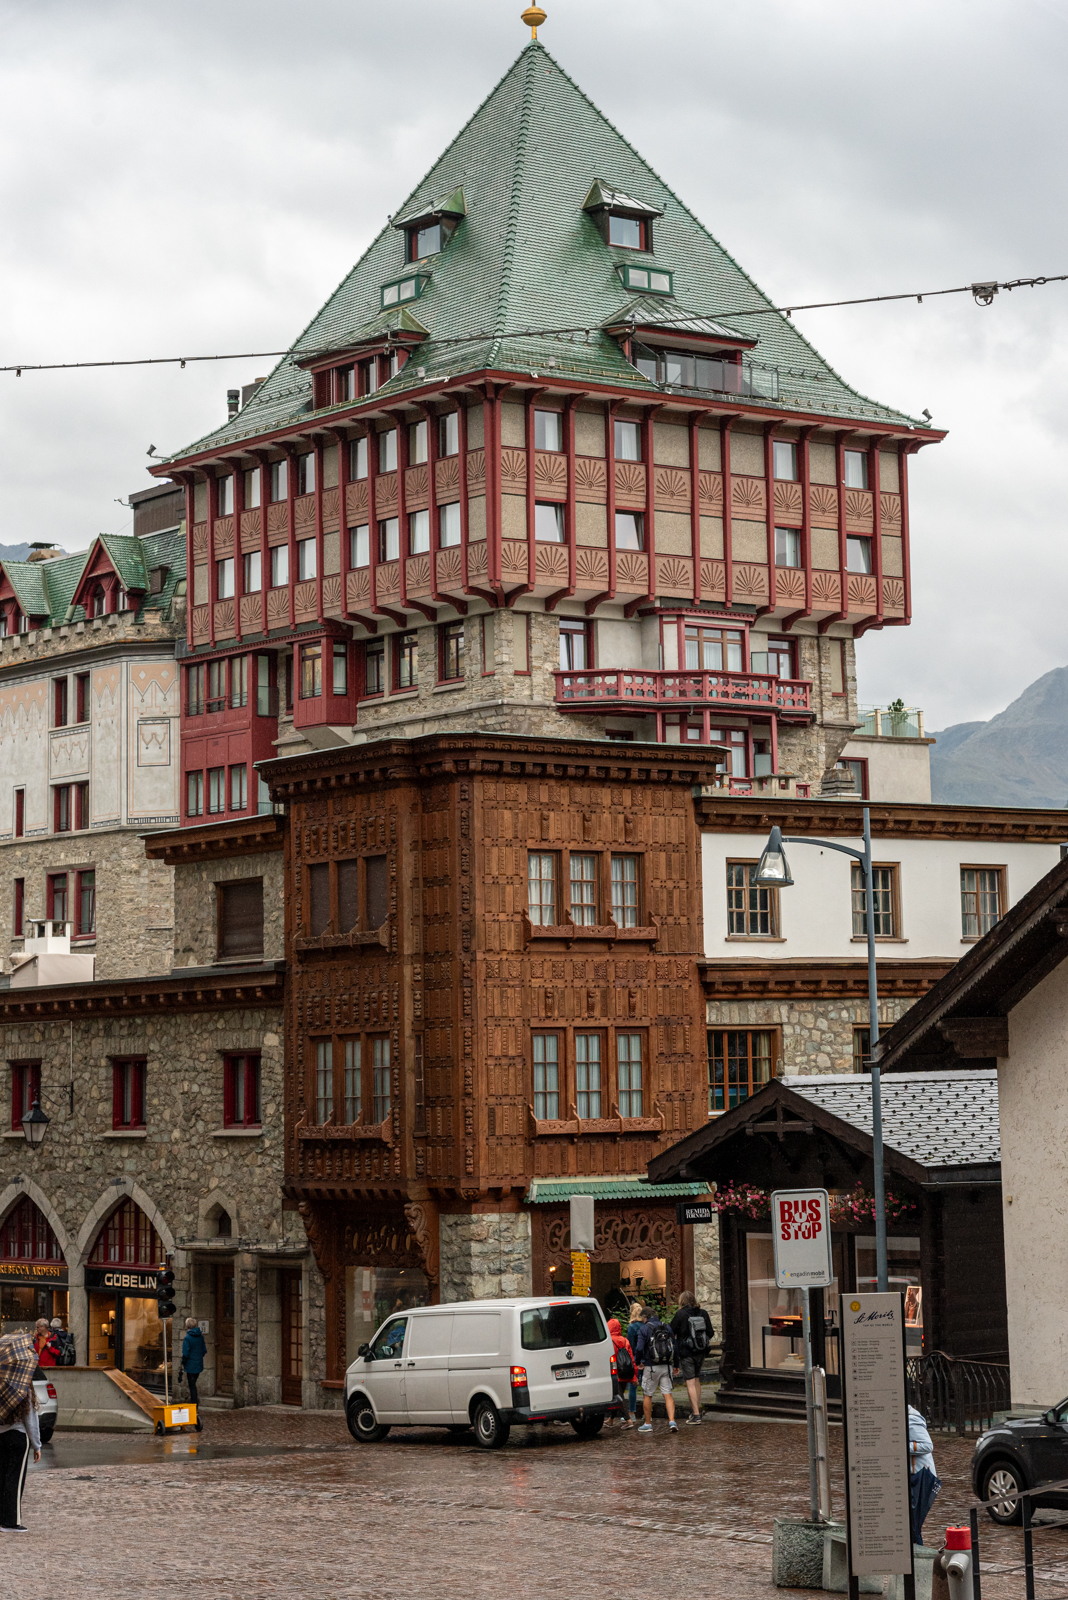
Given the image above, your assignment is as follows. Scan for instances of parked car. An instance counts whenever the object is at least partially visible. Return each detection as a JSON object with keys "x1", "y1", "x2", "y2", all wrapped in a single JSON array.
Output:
[
  {"x1": 34, "y1": 1368, "x2": 58, "y2": 1446},
  {"x1": 344, "y1": 1297, "x2": 619, "y2": 1450},
  {"x1": 972, "y1": 1396, "x2": 1068, "y2": 1523}
]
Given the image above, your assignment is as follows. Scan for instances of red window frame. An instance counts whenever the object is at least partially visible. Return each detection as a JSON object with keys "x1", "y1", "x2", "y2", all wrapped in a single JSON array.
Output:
[
  {"x1": 13, "y1": 789, "x2": 23, "y2": 838},
  {"x1": 0, "y1": 1196, "x2": 61, "y2": 1261},
  {"x1": 88, "y1": 1198, "x2": 162, "y2": 1268},
  {"x1": 47, "y1": 872, "x2": 68, "y2": 924},
  {"x1": 439, "y1": 621, "x2": 464, "y2": 683},
  {"x1": 75, "y1": 870, "x2": 96, "y2": 938},
  {"x1": 223, "y1": 1054, "x2": 262, "y2": 1128},
  {"x1": 13, "y1": 878, "x2": 23, "y2": 938},
  {"x1": 10, "y1": 1061, "x2": 41, "y2": 1131},
  {"x1": 838, "y1": 757, "x2": 869, "y2": 799},
  {"x1": 362, "y1": 639, "x2": 385, "y2": 699},
  {"x1": 53, "y1": 785, "x2": 71, "y2": 833},
  {"x1": 75, "y1": 782, "x2": 89, "y2": 831},
  {"x1": 53, "y1": 677, "x2": 68, "y2": 728},
  {"x1": 75, "y1": 672, "x2": 90, "y2": 724},
  {"x1": 112, "y1": 1058, "x2": 147, "y2": 1130}
]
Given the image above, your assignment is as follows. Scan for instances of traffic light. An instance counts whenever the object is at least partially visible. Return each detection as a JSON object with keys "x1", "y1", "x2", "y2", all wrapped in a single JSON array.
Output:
[{"x1": 156, "y1": 1268, "x2": 176, "y2": 1320}]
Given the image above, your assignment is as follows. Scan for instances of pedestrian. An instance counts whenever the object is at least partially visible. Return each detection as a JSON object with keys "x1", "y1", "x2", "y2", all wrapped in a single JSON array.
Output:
[
  {"x1": 624, "y1": 1302, "x2": 645, "y2": 1424},
  {"x1": 669, "y1": 1289, "x2": 715, "y2": 1424},
  {"x1": 0, "y1": 1332, "x2": 41, "y2": 1531},
  {"x1": 179, "y1": 1318, "x2": 207, "y2": 1404},
  {"x1": 907, "y1": 1405, "x2": 941, "y2": 1546},
  {"x1": 607, "y1": 1318, "x2": 638, "y2": 1428},
  {"x1": 908, "y1": 1405, "x2": 936, "y2": 1476},
  {"x1": 32, "y1": 1319, "x2": 58, "y2": 1368},
  {"x1": 49, "y1": 1318, "x2": 75, "y2": 1367},
  {"x1": 634, "y1": 1307, "x2": 677, "y2": 1433}
]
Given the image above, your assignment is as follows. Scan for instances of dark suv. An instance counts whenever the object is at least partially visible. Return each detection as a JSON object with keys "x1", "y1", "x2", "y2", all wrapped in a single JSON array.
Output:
[{"x1": 972, "y1": 1397, "x2": 1068, "y2": 1523}]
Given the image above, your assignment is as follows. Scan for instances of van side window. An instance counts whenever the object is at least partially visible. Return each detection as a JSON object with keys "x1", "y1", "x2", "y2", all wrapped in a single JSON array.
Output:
[
  {"x1": 521, "y1": 1303, "x2": 606, "y2": 1350},
  {"x1": 370, "y1": 1317, "x2": 407, "y2": 1360}
]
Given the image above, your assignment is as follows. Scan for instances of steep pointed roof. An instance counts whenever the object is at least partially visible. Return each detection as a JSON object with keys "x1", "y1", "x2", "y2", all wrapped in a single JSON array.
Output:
[
  {"x1": 0, "y1": 528, "x2": 185, "y2": 630},
  {"x1": 169, "y1": 41, "x2": 919, "y2": 464}
]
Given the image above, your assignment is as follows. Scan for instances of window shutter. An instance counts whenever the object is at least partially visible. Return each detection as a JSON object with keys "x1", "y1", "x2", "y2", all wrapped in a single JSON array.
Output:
[{"x1": 218, "y1": 879, "x2": 265, "y2": 958}]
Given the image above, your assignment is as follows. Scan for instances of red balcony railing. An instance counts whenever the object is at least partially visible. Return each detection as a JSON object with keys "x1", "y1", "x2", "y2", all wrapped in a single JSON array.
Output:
[{"x1": 554, "y1": 669, "x2": 812, "y2": 717}]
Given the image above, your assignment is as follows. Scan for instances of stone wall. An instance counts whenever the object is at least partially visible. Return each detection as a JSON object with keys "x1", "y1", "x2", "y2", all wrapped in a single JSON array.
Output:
[
  {"x1": 705, "y1": 995, "x2": 914, "y2": 1076},
  {"x1": 439, "y1": 1212, "x2": 533, "y2": 1302},
  {"x1": 172, "y1": 849, "x2": 284, "y2": 967},
  {"x1": 692, "y1": 1217, "x2": 722, "y2": 1335}
]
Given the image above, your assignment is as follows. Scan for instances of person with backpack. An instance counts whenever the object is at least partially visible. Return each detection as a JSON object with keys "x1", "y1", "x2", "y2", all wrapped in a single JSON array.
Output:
[
  {"x1": 32, "y1": 1319, "x2": 59, "y2": 1368},
  {"x1": 624, "y1": 1302, "x2": 645, "y2": 1423},
  {"x1": 49, "y1": 1319, "x2": 76, "y2": 1367},
  {"x1": 607, "y1": 1318, "x2": 638, "y2": 1428},
  {"x1": 633, "y1": 1309, "x2": 677, "y2": 1433},
  {"x1": 670, "y1": 1289, "x2": 715, "y2": 1423}
]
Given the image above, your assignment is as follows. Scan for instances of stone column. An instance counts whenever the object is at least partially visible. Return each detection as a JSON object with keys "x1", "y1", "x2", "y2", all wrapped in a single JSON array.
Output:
[
  {"x1": 439, "y1": 1213, "x2": 532, "y2": 1302},
  {"x1": 67, "y1": 1263, "x2": 87, "y2": 1366},
  {"x1": 236, "y1": 1253, "x2": 258, "y2": 1408}
]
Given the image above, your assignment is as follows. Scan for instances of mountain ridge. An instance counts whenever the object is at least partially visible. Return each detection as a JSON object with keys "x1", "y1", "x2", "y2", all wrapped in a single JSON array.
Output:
[{"x1": 929, "y1": 666, "x2": 1068, "y2": 810}]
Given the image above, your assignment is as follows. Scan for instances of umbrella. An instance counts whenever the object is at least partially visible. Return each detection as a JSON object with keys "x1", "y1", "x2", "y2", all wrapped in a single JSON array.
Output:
[
  {"x1": 909, "y1": 1465, "x2": 942, "y2": 1548},
  {"x1": 0, "y1": 1333, "x2": 37, "y2": 1427}
]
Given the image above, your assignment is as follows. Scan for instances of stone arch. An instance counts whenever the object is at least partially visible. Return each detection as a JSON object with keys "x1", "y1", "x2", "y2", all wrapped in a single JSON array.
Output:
[
  {"x1": 75, "y1": 1179, "x2": 175, "y2": 1266},
  {"x1": 0, "y1": 1178, "x2": 72, "y2": 1264},
  {"x1": 198, "y1": 1189, "x2": 239, "y2": 1240}
]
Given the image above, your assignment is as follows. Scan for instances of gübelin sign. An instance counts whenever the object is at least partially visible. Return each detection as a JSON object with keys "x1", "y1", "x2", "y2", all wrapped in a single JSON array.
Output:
[{"x1": 770, "y1": 1188, "x2": 834, "y2": 1289}]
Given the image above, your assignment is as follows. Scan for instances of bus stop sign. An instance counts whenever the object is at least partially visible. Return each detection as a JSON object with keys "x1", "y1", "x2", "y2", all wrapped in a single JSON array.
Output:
[{"x1": 770, "y1": 1188, "x2": 833, "y2": 1288}]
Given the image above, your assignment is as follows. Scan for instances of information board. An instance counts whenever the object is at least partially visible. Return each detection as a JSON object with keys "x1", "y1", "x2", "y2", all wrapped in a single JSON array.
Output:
[
  {"x1": 840, "y1": 1292, "x2": 913, "y2": 1580},
  {"x1": 770, "y1": 1188, "x2": 833, "y2": 1287}
]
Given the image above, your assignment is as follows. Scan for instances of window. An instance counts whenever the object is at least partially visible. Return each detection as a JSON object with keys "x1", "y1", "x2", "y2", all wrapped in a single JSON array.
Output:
[
  {"x1": 611, "y1": 855, "x2": 639, "y2": 927},
  {"x1": 836, "y1": 758, "x2": 868, "y2": 798},
  {"x1": 88, "y1": 1198, "x2": 163, "y2": 1267},
  {"x1": 844, "y1": 449, "x2": 869, "y2": 490},
  {"x1": 243, "y1": 551, "x2": 262, "y2": 593},
  {"x1": 0, "y1": 1195, "x2": 60, "y2": 1260},
  {"x1": 91, "y1": 586, "x2": 106, "y2": 618},
  {"x1": 408, "y1": 419, "x2": 428, "y2": 464},
  {"x1": 532, "y1": 1034, "x2": 559, "y2": 1120},
  {"x1": 207, "y1": 660, "x2": 226, "y2": 713},
  {"x1": 269, "y1": 460, "x2": 288, "y2": 502},
  {"x1": 308, "y1": 862, "x2": 330, "y2": 937},
  {"x1": 75, "y1": 782, "x2": 89, "y2": 831},
  {"x1": 344, "y1": 1040, "x2": 361, "y2": 1123},
  {"x1": 608, "y1": 213, "x2": 647, "y2": 250},
  {"x1": 10, "y1": 1061, "x2": 40, "y2": 1130},
  {"x1": 270, "y1": 544, "x2": 289, "y2": 587},
  {"x1": 709, "y1": 1030, "x2": 774, "y2": 1111},
  {"x1": 619, "y1": 264, "x2": 672, "y2": 295},
  {"x1": 75, "y1": 672, "x2": 90, "y2": 724},
  {"x1": 187, "y1": 771, "x2": 204, "y2": 817},
  {"x1": 13, "y1": 879, "x2": 23, "y2": 938},
  {"x1": 409, "y1": 222, "x2": 444, "y2": 259},
  {"x1": 685, "y1": 625, "x2": 744, "y2": 672},
  {"x1": 395, "y1": 632, "x2": 418, "y2": 690},
  {"x1": 439, "y1": 413, "x2": 459, "y2": 457},
  {"x1": 775, "y1": 527, "x2": 801, "y2": 568},
  {"x1": 614, "y1": 419, "x2": 641, "y2": 461},
  {"x1": 727, "y1": 861, "x2": 777, "y2": 937},
  {"x1": 300, "y1": 642, "x2": 322, "y2": 699},
  {"x1": 480, "y1": 613, "x2": 495, "y2": 674},
  {"x1": 335, "y1": 365, "x2": 355, "y2": 403},
  {"x1": 366, "y1": 855, "x2": 388, "y2": 929},
  {"x1": 297, "y1": 539, "x2": 316, "y2": 580},
  {"x1": 534, "y1": 502, "x2": 564, "y2": 543},
  {"x1": 846, "y1": 536, "x2": 873, "y2": 574},
  {"x1": 409, "y1": 509, "x2": 430, "y2": 554},
  {"x1": 53, "y1": 677, "x2": 68, "y2": 728},
  {"x1": 244, "y1": 467, "x2": 262, "y2": 508},
  {"x1": 528, "y1": 852, "x2": 557, "y2": 926},
  {"x1": 617, "y1": 1033, "x2": 643, "y2": 1117},
  {"x1": 851, "y1": 863, "x2": 899, "y2": 938},
  {"x1": 332, "y1": 642, "x2": 348, "y2": 696},
  {"x1": 13, "y1": 790, "x2": 23, "y2": 839},
  {"x1": 230, "y1": 765, "x2": 247, "y2": 811},
  {"x1": 359, "y1": 358, "x2": 378, "y2": 397},
  {"x1": 961, "y1": 868, "x2": 1003, "y2": 939},
  {"x1": 216, "y1": 557, "x2": 235, "y2": 599},
  {"x1": 559, "y1": 618, "x2": 591, "y2": 670},
  {"x1": 363, "y1": 639, "x2": 385, "y2": 696},
  {"x1": 576, "y1": 1034, "x2": 602, "y2": 1118},
  {"x1": 853, "y1": 1027, "x2": 871, "y2": 1073},
  {"x1": 315, "y1": 1040, "x2": 332, "y2": 1125},
  {"x1": 378, "y1": 430, "x2": 398, "y2": 473},
  {"x1": 372, "y1": 1037, "x2": 390, "y2": 1123},
  {"x1": 230, "y1": 655, "x2": 248, "y2": 708},
  {"x1": 297, "y1": 453, "x2": 316, "y2": 496},
  {"x1": 112, "y1": 1059, "x2": 146, "y2": 1130},
  {"x1": 764, "y1": 637, "x2": 795, "y2": 679},
  {"x1": 440, "y1": 621, "x2": 464, "y2": 682},
  {"x1": 350, "y1": 525, "x2": 370, "y2": 568},
  {"x1": 224, "y1": 1054, "x2": 261, "y2": 1127},
  {"x1": 379, "y1": 519, "x2": 400, "y2": 562},
  {"x1": 338, "y1": 860, "x2": 358, "y2": 933},
  {"x1": 187, "y1": 663, "x2": 206, "y2": 716},
  {"x1": 207, "y1": 766, "x2": 226, "y2": 814},
  {"x1": 772, "y1": 440, "x2": 798, "y2": 481},
  {"x1": 534, "y1": 410, "x2": 562, "y2": 452},
  {"x1": 439, "y1": 502, "x2": 461, "y2": 547},
  {"x1": 217, "y1": 476, "x2": 234, "y2": 516},
  {"x1": 614, "y1": 511, "x2": 643, "y2": 550},
  {"x1": 381, "y1": 275, "x2": 425, "y2": 307},
  {"x1": 255, "y1": 653, "x2": 274, "y2": 717},
  {"x1": 53, "y1": 786, "x2": 72, "y2": 833},
  {"x1": 569, "y1": 853, "x2": 598, "y2": 925},
  {"x1": 75, "y1": 870, "x2": 95, "y2": 936},
  {"x1": 349, "y1": 437, "x2": 369, "y2": 480},
  {"x1": 217, "y1": 878, "x2": 264, "y2": 959}
]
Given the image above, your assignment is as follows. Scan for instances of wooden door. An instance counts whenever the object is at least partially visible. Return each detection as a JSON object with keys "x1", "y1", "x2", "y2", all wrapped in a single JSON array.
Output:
[
  {"x1": 215, "y1": 1264, "x2": 235, "y2": 1397},
  {"x1": 280, "y1": 1269, "x2": 303, "y2": 1406}
]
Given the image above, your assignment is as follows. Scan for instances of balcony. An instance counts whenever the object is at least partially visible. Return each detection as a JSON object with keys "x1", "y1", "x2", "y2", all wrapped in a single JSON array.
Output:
[
  {"x1": 554, "y1": 669, "x2": 813, "y2": 719},
  {"x1": 856, "y1": 704, "x2": 925, "y2": 739}
]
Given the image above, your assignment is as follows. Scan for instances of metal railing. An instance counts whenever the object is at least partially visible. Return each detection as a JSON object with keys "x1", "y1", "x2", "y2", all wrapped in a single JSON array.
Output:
[
  {"x1": 906, "y1": 1349, "x2": 1011, "y2": 1435},
  {"x1": 554, "y1": 668, "x2": 813, "y2": 715},
  {"x1": 856, "y1": 704, "x2": 925, "y2": 739}
]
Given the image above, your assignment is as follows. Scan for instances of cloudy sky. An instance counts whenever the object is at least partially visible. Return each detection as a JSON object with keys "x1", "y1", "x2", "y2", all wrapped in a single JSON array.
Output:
[{"x1": 0, "y1": 0, "x2": 1064, "y2": 730}]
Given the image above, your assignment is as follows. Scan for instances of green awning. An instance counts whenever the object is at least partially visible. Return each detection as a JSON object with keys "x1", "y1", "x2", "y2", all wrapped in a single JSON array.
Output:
[{"x1": 525, "y1": 1176, "x2": 710, "y2": 1204}]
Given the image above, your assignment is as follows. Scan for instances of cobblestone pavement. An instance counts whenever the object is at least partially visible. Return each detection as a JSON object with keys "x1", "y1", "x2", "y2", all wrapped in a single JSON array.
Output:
[{"x1": 9, "y1": 1409, "x2": 1067, "y2": 1600}]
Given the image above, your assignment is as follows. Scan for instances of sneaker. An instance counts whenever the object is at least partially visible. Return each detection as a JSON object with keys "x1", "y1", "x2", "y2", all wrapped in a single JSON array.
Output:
[
  {"x1": 686, "y1": 1412, "x2": 703, "y2": 1424},
  {"x1": 637, "y1": 1423, "x2": 653, "y2": 1433},
  {"x1": 1, "y1": 1526, "x2": 28, "y2": 1532},
  {"x1": 669, "y1": 1420, "x2": 678, "y2": 1432}
]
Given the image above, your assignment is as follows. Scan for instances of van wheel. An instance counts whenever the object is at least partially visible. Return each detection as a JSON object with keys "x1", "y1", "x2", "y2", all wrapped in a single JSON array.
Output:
[
  {"x1": 472, "y1": 1400, "x2": 510, "y2": 1450},
  {"x1": 347, "y1": 1398, "x2": 391, "y2": 1444},
  {"x1": 570, "y1": 1414, "x2": 605, "y2": 1439}
]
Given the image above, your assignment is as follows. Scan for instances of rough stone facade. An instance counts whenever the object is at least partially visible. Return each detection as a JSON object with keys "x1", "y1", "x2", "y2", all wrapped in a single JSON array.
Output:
[
  {"x1": 705, "y1": 996, "x2": 915, "y2": 1077},
  {"x1": 171, "y1": 849, "x2": 284, "y2": 968},
  {"x1": 438, "y1": 1212, "x2": 533, "y2": 1303},
  {"x1": 692, "y1": 1218, "x2": 722, "y2": 1335}
]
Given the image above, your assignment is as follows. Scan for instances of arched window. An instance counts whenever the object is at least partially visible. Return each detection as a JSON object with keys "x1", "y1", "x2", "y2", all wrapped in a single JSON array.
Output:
[
  {"x1": 91, "y1": 585, "x2": 106, "y2": 618},
  {"x1": 88, "y1": 1198, "x2": 163, "y2": 1268},
  {"x1": 0, "y1": 1197, "x2": 61, "y2": 1262}
]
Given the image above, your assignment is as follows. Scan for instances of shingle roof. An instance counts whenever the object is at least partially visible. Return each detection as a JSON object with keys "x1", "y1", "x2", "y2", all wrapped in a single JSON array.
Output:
[
  {"x1": 0, "y1": 527, "x2": 185, "y2": 630},
  {"x1": 169, "y1": 40, "x2": 920, "y2": 464},
  {"x1": 525, "y1": 1175, "x2": 710, "y2": 1204},
  {"x1": 783, "y1": 1069, "x2": 1000, "y2": 1169}
]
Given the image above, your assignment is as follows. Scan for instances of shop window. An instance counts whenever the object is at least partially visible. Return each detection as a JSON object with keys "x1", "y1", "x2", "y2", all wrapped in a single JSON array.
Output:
[
  {"x1": 772, "y1": 440, "x2": 798, "y2": 481},
  {"x1": 853, "y1": 1026, "x2": 871, "y2": 1073},
  {"x1": 774, "y1": 527, "x2": 801, "y2": 568},
  {"x1": 528, "y1": 852, "x2": 558, "y2": 926},
  {"x1": 856, "y1": 1236, "x2": 923, "y2": 1352},
  {"x1": 350, "y1": 524, "x2": 370, "y2": 568},
  {"x1": 363, "y1": 638, "x2": 385, "y2": 697},
  {"x1": 961, "y1": 867, "x2": 1004, "y2": 939},
  {"x1": 300, "y1": 642, "x2": 322, "y2": 699},
  {"x1": 372, "y1": 1037, "x2": 391, "y2": 1122},
  {"x1": 187, "y1": 771, "x2": 204, "y2": 818},
  {"x1": 614, "y1": 511, "x2": 643, "y2": 550},
  {"x1": 297, "y1": 538, "x2": 317, "y2": 580},
  {"x1": 10, "y1": 1061, "x2": 41, "y2": 1132},
  {"x1": 439, "y1": 503, "x2": 461, "y2": 548},
  {"x1": 708, "y1": 1029, "x2": 774, "y2": 1112},
  {"x1": 559, "y1": 618, "x2": 591, "y2": 670},
  {"x1": 610, "y1": 855, "x2": 639, "y2": 927},
  {"x1": 438, "y1": 412, "x2": 459, "y2": 458},
  {"x1": 395, "y1": 632, "x2": 418, "y2": 690},
  {"x1": 534, "y1": 502, "x2": 564, "y2": 543},
  {"x1": 532, "y1": 1033, "x2": 560, "y2": 1120},
  {"x1": 726, "y1": 861, "x2": 778, "y2": 937},
  {"x1": 409, "y1": 509, "x2": 430, "y2": 555},
  {"x1": 216, "y1": 878, "x2": 264, "y2": 960},
  {"x1": 534, "y1": 410, "x2": 563, "y2": 452},
  {"x1": 851, "y1": 863, "x2": 899, "y2": 938},
  {"x1": 112, "y1": 1059, "x2": 147, "y2": 1130},
  {"x1": 613, "y1": 419, "x2": 641, "y2": 462},
  {"x1": 439, "y1": 621, "x2": 464, "y2": 682},
  {"x1": 223, "y1": 1054, "x2": 261, "y2": 1128},
  {"x1": 569, "y1": 853, "x2": 598, "y2": 925},
  {"x1": 53, "y1": 677, "x2": 68, "y2": 728},
  {"x1": 617, "y1": 1033, "x2": 643, "y2": 1117},
  {"x1": 843, "y1": 449, "x2": 869, "y2": 490},
  {"x1": 846, "y1": 535, "x2": 872, "y2": 574},
  {"x1": 270, "y1": 545, "x2": 289, "y2": 587},
  {"x1": 88, "y1": 1198, "x2": 163, "y2": 1267},
  {"x1": 0, "y1": 1196, "x2": 60, "y2": 1260}
]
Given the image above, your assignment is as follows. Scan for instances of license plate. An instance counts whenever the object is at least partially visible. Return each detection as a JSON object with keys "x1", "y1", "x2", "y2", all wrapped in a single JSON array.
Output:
[{"x1": 553, "y1": 1364, "x2": 588, "y2": 1380}]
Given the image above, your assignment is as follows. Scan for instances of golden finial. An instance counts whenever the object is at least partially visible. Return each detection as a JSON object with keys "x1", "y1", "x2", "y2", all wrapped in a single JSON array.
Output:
[{"x1": 521, "y1": 5, "x2": 547, "y2": 38}]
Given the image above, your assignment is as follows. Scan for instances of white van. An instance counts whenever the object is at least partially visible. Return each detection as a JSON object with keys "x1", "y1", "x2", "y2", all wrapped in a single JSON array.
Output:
[{"x1": 344, "y1": 1296, "x2": 620, "y2": 1449}]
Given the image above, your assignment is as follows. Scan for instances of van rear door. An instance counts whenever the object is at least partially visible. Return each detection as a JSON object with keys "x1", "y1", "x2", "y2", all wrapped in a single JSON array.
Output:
[
  {"x1": 519, "y1": 1301, "x2": 613, "y2": 1414},
  {"x1": 404, "y1": 1312, "x2": 455, "y2": 1425}
]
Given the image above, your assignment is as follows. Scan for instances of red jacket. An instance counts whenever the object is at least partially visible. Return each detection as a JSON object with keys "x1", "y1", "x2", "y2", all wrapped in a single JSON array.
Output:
[
  {"x1": 607, "y1": 1318, "x2": 635, "y2": 1375},
  {"x1": 34, "y1": 1331, "x2": 59, "y2": 1367}
]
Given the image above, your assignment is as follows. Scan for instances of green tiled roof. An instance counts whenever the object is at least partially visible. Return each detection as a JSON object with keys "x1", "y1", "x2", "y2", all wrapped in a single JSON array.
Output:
[
  {"x1": 605, "y1": 295, "x2": 751, "y2": 344},
  {"x1": 525, "y1": 1176, "x2": 710, "y2": 1204},
  {"x1": 170, "y1": 41, "x2": 919, "y2": 464},
  {"x1": 0, "y1": 526, "x2": 186, "y2": 629},
  {"x1": 582, "y1": 179, "x2": 661, "y2": 218}
]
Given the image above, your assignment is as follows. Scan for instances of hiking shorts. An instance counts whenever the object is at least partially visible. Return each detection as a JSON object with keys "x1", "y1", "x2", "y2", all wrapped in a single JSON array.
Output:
[
  {"x1": 642, "y1": 1365, "x2": 674, "y2": 1396},
  {"x1": 679, "y1": 1354, "x2": 704, "y2": 1382}
]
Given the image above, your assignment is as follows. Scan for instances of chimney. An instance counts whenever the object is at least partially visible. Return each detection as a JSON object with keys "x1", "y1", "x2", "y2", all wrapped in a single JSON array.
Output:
[
  {"x1": 227, "y1": 388, "x2": 240, "y2": 420},
  {"x1": 819, "y1": 764, "x2": 858, "y2": 798}
]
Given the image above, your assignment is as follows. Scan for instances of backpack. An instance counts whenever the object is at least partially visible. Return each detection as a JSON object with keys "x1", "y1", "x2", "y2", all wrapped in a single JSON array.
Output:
[
  {"x1": 644, "y1": 1322, "x2": 675, "y2": 1366},
  {"x1": 54, "y1": 1330, "x2": 76, "y2": 1367},
  {"x1": 614, "y1": 1342, "x2": 635, "y2": 1383},
  {"x1": 686, "y1": 1314, "x2": 710, "y2": 1355}
]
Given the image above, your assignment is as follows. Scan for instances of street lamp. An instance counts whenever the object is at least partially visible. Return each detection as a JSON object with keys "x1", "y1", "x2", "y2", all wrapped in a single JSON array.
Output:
[
  {"x1": 20, "y1": 1099, "x2": 50, "y2": 1147},
  {"x1": 755, "y1": 804, "x2": 888, "y2": 1293}
]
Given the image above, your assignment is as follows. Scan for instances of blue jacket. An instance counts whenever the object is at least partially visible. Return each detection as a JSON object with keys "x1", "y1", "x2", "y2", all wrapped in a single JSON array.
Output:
[
  {"x1": 625, "y1": 1320, "x2": 645, "y2": 1364},
  {"x1": 181, "y1": 1327, "x2": 207, "y2": 1374}
]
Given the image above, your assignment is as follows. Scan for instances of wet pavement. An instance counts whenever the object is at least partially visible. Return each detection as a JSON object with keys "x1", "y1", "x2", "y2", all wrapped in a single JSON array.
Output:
[{"x1": 9, "y1": 1408, "x2": 1067, "y2": 1598}]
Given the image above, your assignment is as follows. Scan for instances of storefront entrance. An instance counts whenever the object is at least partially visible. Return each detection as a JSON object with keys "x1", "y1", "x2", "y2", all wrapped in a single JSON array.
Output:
[
  {"x1": 85, "y1": 1271, "x2": 166, "y2": 1391},
  {"x1": 280, "y1": 1269, "x2": 302, "y2": 1406},
  {"x1": 0, "y1": 1199, "x2": 68, "y2": 1334},
  {"x1": 214, "y1": 1264, "x2": 235, "y2": 1397}
]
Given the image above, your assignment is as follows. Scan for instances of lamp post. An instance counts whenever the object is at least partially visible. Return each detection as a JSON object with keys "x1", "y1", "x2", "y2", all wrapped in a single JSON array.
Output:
[
  {"x1": 755, "y1": 808, "x2": 887, "y2": 1293},
  {"x1": 20, "y1": 1099, "x2": 50, "y2": 1147}
]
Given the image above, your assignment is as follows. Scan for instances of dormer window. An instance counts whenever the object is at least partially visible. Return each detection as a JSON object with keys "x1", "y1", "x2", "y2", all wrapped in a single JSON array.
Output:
[
  {"x1": 609, "y1": 214, "x2": 648, "y2": 251},
  {"x1": 583, "y1": 180, "x2": 662, "y2": 255},
  {"x1": 631, "y1": 342, "x2": 777, "y2": 400},
  {"x1": 335, "y1": 366, "x2": 355, "y2": 403},
  {"x1": 393, "y1": 186, "x2": 466, "y2": 263},
  {"x1": 408, "y1": 221, "x2": 455, "y2": 261},
  {"x1": 619, "y1": 264, "x2": 672, "y2": 295},
  {"x1": 381, "y1": 272, "x2": 429, "y2": 308}
]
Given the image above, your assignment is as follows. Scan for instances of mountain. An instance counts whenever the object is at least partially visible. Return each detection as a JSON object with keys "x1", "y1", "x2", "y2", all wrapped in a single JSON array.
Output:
[
  {"x1": 930, "y1": 668, "x2": 1068, "y2": 809},
  {"x1": 0, "y1": 544, "x2": 32, "y2": 564}
]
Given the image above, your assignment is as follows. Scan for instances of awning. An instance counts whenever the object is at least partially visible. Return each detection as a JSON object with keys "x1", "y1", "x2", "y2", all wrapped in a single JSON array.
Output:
[{"x1": 525, "y1": 1175, "x2": 710, "y2": 1204}]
